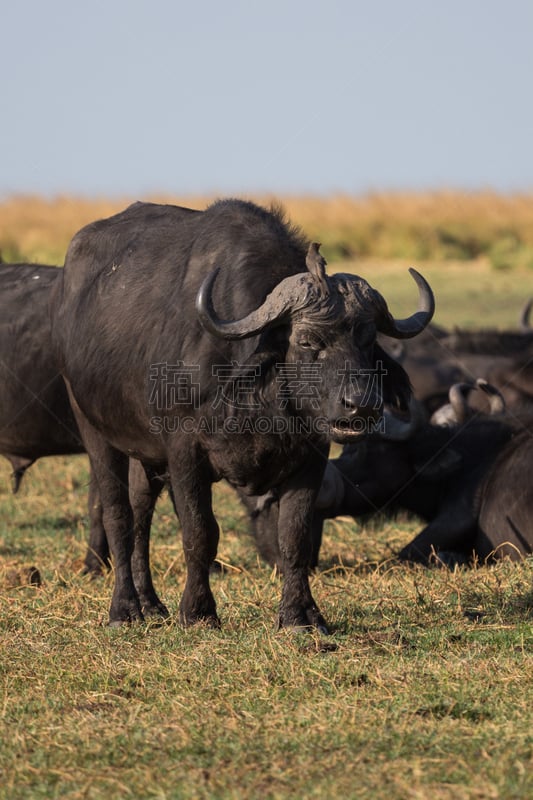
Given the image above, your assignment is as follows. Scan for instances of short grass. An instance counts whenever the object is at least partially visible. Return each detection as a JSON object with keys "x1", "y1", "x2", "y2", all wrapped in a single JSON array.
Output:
[
  {"x1": 1, "y1": 458, "x2": 532, "y2": 800},
  {"x1": 1, "y1": 257, "x2": 533, "y2": 799}
]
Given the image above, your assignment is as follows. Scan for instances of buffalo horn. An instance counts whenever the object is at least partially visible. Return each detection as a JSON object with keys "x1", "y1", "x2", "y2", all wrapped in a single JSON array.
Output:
[
  {"x1": 448, "y1": 382, "x2": 475, "y2": 424},
  {"x1": 476, "y1": 378, "x2": 506, "y2": 415},
  {"x1": 376, "y1": 269, "x2": 435, "y2": 339},
  {"x1": 196, "y1": 268, "x2": 294, "y2": 340}
]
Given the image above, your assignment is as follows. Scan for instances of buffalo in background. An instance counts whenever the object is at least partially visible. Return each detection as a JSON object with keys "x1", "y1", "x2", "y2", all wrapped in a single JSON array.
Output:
[
  {"x1": 379, "y1": 300, "x2": 533, "y2": 415},
  {"x1": 51, "y1": 199, "x2": 434, "y2": 631},
  {"x1": 248, "y1": 380, "x2": 533, "y2": 570},
  {"x1": 0, "y1": 263, "x2": 108, "y2": 573},
  {"x1": 0, "y1": 262, "x2": 167, "y2": 577}
]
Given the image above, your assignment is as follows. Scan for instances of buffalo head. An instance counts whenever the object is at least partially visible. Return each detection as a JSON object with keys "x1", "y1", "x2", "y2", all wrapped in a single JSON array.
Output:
[{"x1": 197, "y1": 243, "x2": 434, "y2": 443}]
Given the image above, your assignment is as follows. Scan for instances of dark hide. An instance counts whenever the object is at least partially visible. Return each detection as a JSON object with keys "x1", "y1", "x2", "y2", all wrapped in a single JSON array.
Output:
[
  {"x1": 0, "y1": 263, "x2": 167, "y2": 576},
  {"x1": 0, "y1": 264, "x2": 82, "y2": 462},
  {"x1": 0, "y1": 263, "x2": 108, "y2": 573},
  {"x1": 315, "y1": 409, "x2": 533, "y2": 566},
  {"x1": 52, "y1": 199, "x2": 431, "y2": 631}
]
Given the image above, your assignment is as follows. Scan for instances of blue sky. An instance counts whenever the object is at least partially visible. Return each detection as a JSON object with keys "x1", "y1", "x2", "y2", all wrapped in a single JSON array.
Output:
[{"x1": 1, "y1": 0, "x2": 532, "y2": 198}]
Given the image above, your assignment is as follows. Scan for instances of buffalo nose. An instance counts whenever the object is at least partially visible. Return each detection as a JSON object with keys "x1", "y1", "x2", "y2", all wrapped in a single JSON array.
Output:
[
  {"x1": 342, "y1": 395, "x2": 360, "y2": 415},
  {"x1": 341, "y1": 392, "x2": 381, "y2": 422}
]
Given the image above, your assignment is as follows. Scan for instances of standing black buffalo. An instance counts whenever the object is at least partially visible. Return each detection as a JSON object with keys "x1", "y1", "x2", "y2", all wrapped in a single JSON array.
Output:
[
  {"x1": 52, "y1": 199, "x2": 434, "y2": 631},
  {"x1": 0, "y1": 263, "x2": 109, "y2": 573}
]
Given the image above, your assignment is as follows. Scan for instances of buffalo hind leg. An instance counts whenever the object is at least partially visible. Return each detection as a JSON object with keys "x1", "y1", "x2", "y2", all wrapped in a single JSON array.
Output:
[
  {"x1": 398, "y1": 503, "x2": 476, "y2": 565},
  {"x1": 129, "y1": 459, "x2": 169, "y2": 618},
  {"x1": 83, "y1": 468, "x2": 111, "y2": 575},
  {"x1": 66, "y1": 385, "x2": 143, "y2": 625},
  {"x1": 168, "y1": 451, "x2": 219, "y2": 627}
]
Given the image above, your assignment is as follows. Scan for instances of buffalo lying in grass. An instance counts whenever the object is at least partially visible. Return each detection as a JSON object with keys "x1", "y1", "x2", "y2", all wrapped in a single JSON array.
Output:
[
  {"x1": 248, "y1": 382, "x2": 533, "y2": 569},
  {"x1": 379, "y1": 301, "x2": 533, "y2": 416}
]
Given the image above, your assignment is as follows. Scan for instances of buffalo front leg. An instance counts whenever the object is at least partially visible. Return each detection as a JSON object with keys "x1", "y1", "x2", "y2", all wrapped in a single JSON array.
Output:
[
  {"x1": 168, "y1": 452, "x2": 219, "y2": 627},
  {"x1": 129, "y1": 459, "x2": 169, "y2": 618},
  {"x1": 277, "y1": 459, "x2": 329, "y2": 634}
]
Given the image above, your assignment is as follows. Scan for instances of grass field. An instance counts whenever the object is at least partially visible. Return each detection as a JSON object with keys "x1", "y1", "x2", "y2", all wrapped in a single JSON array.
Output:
[
  {"x1": 2, "y1": 191, "x2": 533, "y2": 268},
  {"x1": 1, "y1": 454, "x2": 532, "y2": 800},
  {"x1": 1, "y1": 199, "x2": 533, "y2": 799}
]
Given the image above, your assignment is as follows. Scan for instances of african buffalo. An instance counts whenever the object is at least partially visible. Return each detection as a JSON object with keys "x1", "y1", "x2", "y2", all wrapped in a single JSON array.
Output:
[
  {"x1": 0, "y1": 263, "x2": 172, "y2": 577},
  {"x1": 0, "y1": 264, "x2": 83, "y2": 483},
  {"x1": 52, "y1": 199, "x2": 434, "y2": 631},
  {"x1": 0, "y1": 263, "x2": 109, "y2": 573}
]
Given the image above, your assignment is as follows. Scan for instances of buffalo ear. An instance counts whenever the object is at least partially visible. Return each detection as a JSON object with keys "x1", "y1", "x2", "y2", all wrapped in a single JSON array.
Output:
[
  {"x1": 374, "y1": 343, "x2": 412, "y2": 412},
  {"x1": 413, "y1": 448, "x2": 462, "y2": 480}
]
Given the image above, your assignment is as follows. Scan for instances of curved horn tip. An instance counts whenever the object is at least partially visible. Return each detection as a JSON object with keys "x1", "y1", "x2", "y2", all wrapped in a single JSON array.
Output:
[
  {"x1": 377, "y1": 268, "x2": 435, "y2": 340},
  {"x1": 196, "y1": 266, "x2": 293, "y2": 340},
  {"x1": 408, "y1": 267, "x2": 436, "y2": 311},
  {"x1": 196, "y1": 267, "x2": 220, "y2": 305},
  {"x1": 196, "y1": 267, "x2": 220, "y2": 322},
  {"x1": 448, "y1": 382, "x2": 475, "y2": 424}
]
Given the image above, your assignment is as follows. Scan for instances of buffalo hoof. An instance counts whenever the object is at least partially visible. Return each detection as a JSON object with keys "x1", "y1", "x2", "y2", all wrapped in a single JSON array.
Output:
[
  {"x1": 430, "y1": 550, "x2": 469, "y2": 568},
  {"x1": 141, "y1": 600, "x2": 170, "y2": 619},
  {"x1": 278, "y1": 605, "x2": 330, "y2": 635},
  {"x1": 397, "y1": 546, "x2": 429, "y2": 564},
  {"x1": 179, "y1": 585, "x2": 219, "y2": 628},
  {"x1": 178, "y1": 597, "x2": 220, "y2": 628},
  {"x1": 82, "y1": 555, "x2": 111, "y2": 577},
  {"x1": 107, "y1": 614, "x2": 144, "y2": 628},
  {"x1": 178, "y1": 609, "x2": 221, "y2": 628},
  {"x1": 108, "y1": 597, "x2": 144, "y2": 627}
]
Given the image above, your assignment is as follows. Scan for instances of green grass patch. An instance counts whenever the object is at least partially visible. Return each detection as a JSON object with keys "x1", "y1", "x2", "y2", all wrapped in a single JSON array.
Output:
[{"x1": 1, "y1": 460, "x2": 532, "y2": 799}]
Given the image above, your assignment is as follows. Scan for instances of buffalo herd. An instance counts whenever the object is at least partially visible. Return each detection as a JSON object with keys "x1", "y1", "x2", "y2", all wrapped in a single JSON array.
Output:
[{"x1": 1, "y1": 199, "x2": 532, "y2": 631}]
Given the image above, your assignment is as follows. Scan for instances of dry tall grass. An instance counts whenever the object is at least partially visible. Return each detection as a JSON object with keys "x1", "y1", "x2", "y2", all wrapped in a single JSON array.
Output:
[{"x1": 2, "y1": 191, "x2": 533, "y2": 267}]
